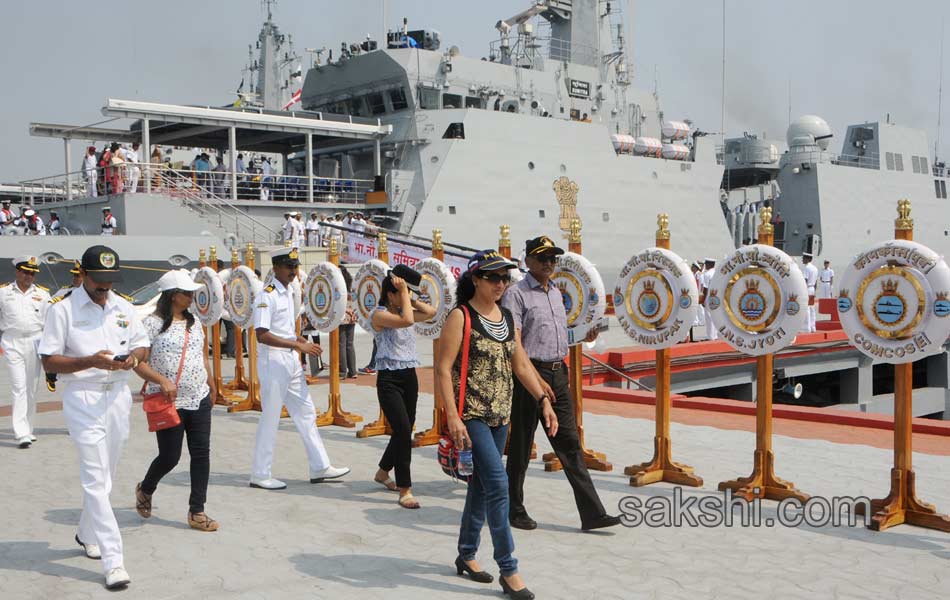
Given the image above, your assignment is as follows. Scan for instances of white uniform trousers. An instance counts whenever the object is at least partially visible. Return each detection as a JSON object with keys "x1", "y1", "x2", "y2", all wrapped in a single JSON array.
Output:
[
  {"x1": 87, "y1": 172, "x2": 98, "y2": 197},
  {"x1": 62, "y1": 381, "x2": 132, "y2": 573},
  {"x1": 807, "y1": 286, "x2": 817, "y2": 332},
  {"x1": 128, "y1": 167, "x2": 140, "y2": 193},
  {"x1": 818, "y1": 282, "x2": 833, "y2": 299},
  {"x1": 704, "y1": 307, "x2": 718, "y2": 340},
  {"x1": 2, "y1": 333, "x2": 42, "y2": 440},
  {"x1": 251, "y1": 349, "x2": 330, "y2": 480}
]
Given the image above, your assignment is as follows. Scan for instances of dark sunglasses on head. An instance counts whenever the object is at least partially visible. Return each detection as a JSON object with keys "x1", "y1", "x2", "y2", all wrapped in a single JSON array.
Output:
[{"x1": 478, "y1": 272, "x2": 511, "y2": 284}]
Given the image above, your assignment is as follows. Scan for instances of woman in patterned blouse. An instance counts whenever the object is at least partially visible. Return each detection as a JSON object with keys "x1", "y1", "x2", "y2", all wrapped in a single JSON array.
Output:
[
  {"x1": 133, "y1": 270, "x2": 218, "y2": 532},
  {"x1": 435, "y1": 250, "x2": 557, "y2": 600}
]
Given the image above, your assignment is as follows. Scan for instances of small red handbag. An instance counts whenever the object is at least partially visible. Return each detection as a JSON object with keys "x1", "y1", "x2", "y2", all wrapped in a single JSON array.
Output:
[
  {"x1": 142, "y1": 328, "x2": 189, "y2": 432},
  {"x1": 438, "y1": 305, "x2": 472, "y2": 482}
]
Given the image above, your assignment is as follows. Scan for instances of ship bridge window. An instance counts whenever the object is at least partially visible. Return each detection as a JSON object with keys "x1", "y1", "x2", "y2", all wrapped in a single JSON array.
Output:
[
  {"x1": 442, "y1": 93, "x2": 462, "y2": 109},
  {"x1": 465, "y1": 96, "x2": 482, "y2": 109},
  {"x1": 920, "y1": 156, "x2": 929, "y2": 174},
  {"x1": 885, "y1": 152, "x2": 895, "y2": 170},
  {"x1": 894, "y1": 153, "x2": 904, "y2": 171},
  {"x1": 389, "y1": 88, "x2": 408, "y2": 111},
  {"x1": 367, "y1": 92, "x2": 387, "y2": 115},
  {"x1": 850, "y1": 127, "x2": 875, "y2": 142},
  {"x1": 419, "y1": 87, "x2": 440, "y2": 110},
  {"x1": 937, "y1": 179, "x2": 948, "y2": 199},
  {"x1": 912, "y1": 156, "x2": 921, "y2": 173}
]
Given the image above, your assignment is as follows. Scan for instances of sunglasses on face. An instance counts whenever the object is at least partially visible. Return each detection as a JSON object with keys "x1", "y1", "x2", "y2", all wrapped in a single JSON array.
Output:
[
  {"x1": 535, "y1": 255, "x2": 559, "y2": 264},
  {"x1": 478, "y1": 272, "x2": 511, "y2": 284},
  {"x1": 175, "y1": 289, "x2": 195, "y2": 297}
]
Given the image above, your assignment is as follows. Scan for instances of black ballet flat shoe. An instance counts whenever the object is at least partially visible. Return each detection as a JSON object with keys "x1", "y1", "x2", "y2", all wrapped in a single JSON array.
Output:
[
  {"x1": 500, "y1": 575, "x2": 535, "y2": 599},
  {"x1": 455, "y1": 556, "x2": 493, "y2": 583},
  {"x1": 581, "y1": 514, "x2": 623, "y2": 531}
]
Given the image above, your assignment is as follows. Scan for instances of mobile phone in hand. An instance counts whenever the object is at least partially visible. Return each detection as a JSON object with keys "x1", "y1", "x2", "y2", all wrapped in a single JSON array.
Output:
[{"x1": 113, "y1": 354, "x2": 129, "y2": 362}]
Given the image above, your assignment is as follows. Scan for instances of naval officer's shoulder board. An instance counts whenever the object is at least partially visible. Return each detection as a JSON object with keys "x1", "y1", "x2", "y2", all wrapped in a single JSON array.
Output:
[
  {"x1": 50, "y1": 290, "x2": 72, "y2": 304},
  {"x1": 35, "y1": 283, "x2": 50, "y2": 292},
  {"x1": 264, "y1": 284, "x2": 276, "y2": 293},
  {"x1": 116, "y1": 292, "x2": 134, "y2": 302}
]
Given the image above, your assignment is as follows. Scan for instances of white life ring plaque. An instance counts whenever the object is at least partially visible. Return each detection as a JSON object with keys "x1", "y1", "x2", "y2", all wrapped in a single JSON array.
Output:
[
  {"x1": 614, "y1": 247, "x2": 698, "y2": 348},
  {"x1": 227, "y1": 265, "x2": 262, "y2": 330},
  {"x1": 707, "y1": 245, "x2": 808, "y2": 356},
  {"x1": 552, "y1": 252, "x2": 607, "y2": 346},
  {"x1": 413, "y1": 258, "x2": 457, "y2": 339},
  {"x1": 304, "y1": 262, "x2": 347, "y2": 332},
  {"x1": 352, "y1": 259, "x2": 389, "y2": 332},
  {"x1": 837, "y1": 240, "x2": 950, "y2": 363},
  {"x1": 192, "y1": 267, "x2": 224, "y2": 326}
]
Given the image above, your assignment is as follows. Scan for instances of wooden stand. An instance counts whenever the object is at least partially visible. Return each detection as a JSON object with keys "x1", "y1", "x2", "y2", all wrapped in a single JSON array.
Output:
[
  {"x1": 413, "y1": 230, "x2": 447, "y2": 447},
  {"x1": 625, "y1": 216, "x2": 702, "y2": 487},
  {"x1": 358, "y1": 233, "x2": 394, "y2": 438},
  {"x1": 717, "y1": 208, "x2": 807, "y2": 502},
  {"x1": 229, "y1": 244, "x2": 263, "y2": 413},
  {"x1": 318, "y1": 239, "x2": 363, "y2": 428},
  {"x1": 543, "y1": 219, "x2": 611, "y2": 472},
  {"x1": 854, "y1": 201, "x2": 950, "y2": 532},
  {"x1": 222, "y1": 248, "x2": 248, "y2": 399}
]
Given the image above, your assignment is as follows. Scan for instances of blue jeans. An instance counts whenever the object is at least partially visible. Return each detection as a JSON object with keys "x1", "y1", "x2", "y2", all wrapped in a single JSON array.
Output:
[{"x1": 457, "y1": 420, "x2": 518, "y2": 576}]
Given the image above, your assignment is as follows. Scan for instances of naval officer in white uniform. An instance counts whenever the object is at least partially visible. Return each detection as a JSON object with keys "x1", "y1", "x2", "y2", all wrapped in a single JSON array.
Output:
[
  {"x1": 818, "y1": 260, "x2": 835, "y2": 299},
  {"x1": 699, "y1": 258, "x2": 718, "y2": 341},
  {"x1": 249, "y1": 246, "x2": 349, "y2": 490},
  {"x1": 1, "y1": 255, "x2": 50, "y2": 447},
  {"x1": 802, "y1": 252, "x2": 819, "y2": 333},
  {"x1": 39, "y1": 245, "x2": 149, "y2": 590}
]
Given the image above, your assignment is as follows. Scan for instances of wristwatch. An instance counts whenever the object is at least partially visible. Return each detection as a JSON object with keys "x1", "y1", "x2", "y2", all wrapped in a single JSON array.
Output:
[{"x1": 537, "y1": 394, "x2": 549, "y2": 405}]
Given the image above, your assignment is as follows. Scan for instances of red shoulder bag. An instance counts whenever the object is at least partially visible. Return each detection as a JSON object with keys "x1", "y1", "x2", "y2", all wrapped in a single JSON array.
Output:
[
  {"x1": 142, "y1": 328, "x2": 189, "y2": 432},
  {"x1": 437, "y1": 305, "x2": 472, "y2": 482}
]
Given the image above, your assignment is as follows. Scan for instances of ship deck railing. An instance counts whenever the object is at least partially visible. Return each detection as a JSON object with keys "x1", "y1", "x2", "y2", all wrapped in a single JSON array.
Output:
[{"x1": 16, "y1": 164, "x2": 376, "y2": 206}]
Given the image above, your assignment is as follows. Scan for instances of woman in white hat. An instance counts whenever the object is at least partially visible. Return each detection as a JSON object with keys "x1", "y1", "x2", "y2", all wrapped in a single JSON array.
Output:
[{"x1": 132, "y1": 270, "x2": 219, "y2": 531}]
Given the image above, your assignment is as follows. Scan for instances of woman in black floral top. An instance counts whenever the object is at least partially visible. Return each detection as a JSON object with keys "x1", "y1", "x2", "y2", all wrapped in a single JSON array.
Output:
[{"x1": 435, "y1": 250, "x2": 557, "y2": 600}]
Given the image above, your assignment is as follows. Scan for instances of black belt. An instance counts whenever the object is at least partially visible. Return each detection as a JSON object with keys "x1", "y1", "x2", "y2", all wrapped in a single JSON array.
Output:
[{"x1": 531, "y1": 359, "x2": 565, "y2": 371}]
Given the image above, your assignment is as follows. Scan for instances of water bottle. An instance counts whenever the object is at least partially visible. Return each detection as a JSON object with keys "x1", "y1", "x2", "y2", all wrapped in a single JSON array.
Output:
[{"x1": 457, "y1": 448, "x2": 474, "y2": 476}]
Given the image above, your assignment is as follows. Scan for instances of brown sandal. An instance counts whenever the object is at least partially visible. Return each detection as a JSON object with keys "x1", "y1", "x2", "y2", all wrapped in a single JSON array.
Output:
[
  {"x1": 398, "y1": 493, "x2": 421, "y2": 509},
  {"x1": 135, "y1": 483, "x2": 152, "y2": 518},
  {"x1": 188, "y1": 512, "x2": 219, "y2": 532}
]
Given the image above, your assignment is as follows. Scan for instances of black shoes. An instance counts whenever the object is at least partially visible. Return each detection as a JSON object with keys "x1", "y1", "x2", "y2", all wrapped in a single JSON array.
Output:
[
  {"x1": 509, "y1": 512, "x2": 538, "y2": 530},
  {"x1": 581, "y1": 514, "x2": 623, "y2": 531},
  {"x1": 455, "y1": 556, "x2": 493, "y2": 583},
  {"x1": 500, "y1": 575, "x2": 535, "y2": 599}
]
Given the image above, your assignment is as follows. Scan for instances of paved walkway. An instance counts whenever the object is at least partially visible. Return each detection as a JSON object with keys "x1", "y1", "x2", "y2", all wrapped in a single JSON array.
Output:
[{"x1": 1, "y1": 371, "x2": 949, "y2": 599}]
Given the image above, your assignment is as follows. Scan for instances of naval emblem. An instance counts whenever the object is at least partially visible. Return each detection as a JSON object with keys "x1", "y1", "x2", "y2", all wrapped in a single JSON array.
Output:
[
  {"x1": 553, "y1": 176, "x2": 581, "y2": 235},
  {"x1": 786, "y1": 294, "x2": 800, "y2": 316},
  {"x1": 871, "y1": 279, "x2": 906, "y2": 326},
  {"x1": 678, "y1": 288, "x2": 691, "y2": 310},
  {"x1": 738, "y1": 278, "x2": 766, "y2": 322},
  {"x1": 706, "y1": 289, "x2": 721, "y2": 310},
  {"x1": 837, "y1": 289, "x2": 852, "y2": 313},
  {"x1": 935, "y1": 292, "x2": 950, "y2": 318},
  {"x1": 637, "y1": 279, "x2": 660, "y2": 318}
]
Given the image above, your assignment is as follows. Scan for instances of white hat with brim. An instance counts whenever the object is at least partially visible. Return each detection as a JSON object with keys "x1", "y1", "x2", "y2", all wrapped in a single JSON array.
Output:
[{"x1": 157, "y1": 269, "x2": 203, "y2": 292}]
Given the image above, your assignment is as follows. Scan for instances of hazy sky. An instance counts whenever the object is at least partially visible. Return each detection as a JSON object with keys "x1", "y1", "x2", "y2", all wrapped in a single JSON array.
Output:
[{"x1": 2, "y1": 0, "x2": 949, "y2": 181}]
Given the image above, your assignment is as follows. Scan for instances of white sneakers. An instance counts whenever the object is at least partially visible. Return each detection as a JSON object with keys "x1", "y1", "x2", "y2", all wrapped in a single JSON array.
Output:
[
  {"x1": 105, "y1": 566, "x2": 131, "y2": 589},
  {"x1": 16, "y1": 437, "x2": 31, "y2": 449},
  {"x1": 74, "y1": 534, "x2": 101, "y2": 559},
  {"x1": 249, "y1": 477, "x2": 287, "y2": 490},
  {"x1": 310, "y1": 465, "x2": 350, "y2": 483}
]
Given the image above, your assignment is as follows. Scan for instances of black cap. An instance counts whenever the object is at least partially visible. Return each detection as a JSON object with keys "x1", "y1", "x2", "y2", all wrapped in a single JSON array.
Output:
[
  {"x1": 525, "y1": 235, "x2": 565, "y2": 257},
  {"x1": 80, "y1": 245, "x2": 123, "y2": 282},
  {"x1": 390, "y1": 264, "x2": 422, "y2": 293}
]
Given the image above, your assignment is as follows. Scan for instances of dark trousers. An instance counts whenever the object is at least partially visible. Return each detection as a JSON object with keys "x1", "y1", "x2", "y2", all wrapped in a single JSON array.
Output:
[
  {"x1": 308, "y1": 334, "x2": 324, "y2": 376},
  {"x1": 223, "y1": 319, "x2": 235, "y2": 357},
  {"x1": 376, "y1": 368, "x2": 418, "y2": 488},
  {"x1": 338, "y1": 324, "x2": 356, "y2": 377},
  {"x1": 506, "y1": 365, "x2": 606, "y2": 525},
  {"x1": 141, "y1": 395, "x2": 212, "y2": 514}
]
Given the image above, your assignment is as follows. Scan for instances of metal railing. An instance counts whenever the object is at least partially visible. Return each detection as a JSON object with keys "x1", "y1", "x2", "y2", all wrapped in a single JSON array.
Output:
[
  {"x1": 18, "y1": 163, "x2": 375, "y2": 205},
  {"x1": 583, "y1": 351, "x2": 653, "y2": 393}
]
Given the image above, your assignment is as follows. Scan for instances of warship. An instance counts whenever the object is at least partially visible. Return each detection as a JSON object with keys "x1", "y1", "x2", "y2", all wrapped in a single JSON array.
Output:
[{"x1": 5, "y1": 1, "x2": 950, "y2": 414}]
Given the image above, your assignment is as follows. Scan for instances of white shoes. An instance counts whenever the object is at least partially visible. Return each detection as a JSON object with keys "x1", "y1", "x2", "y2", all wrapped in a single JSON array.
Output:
[
  {"x1": 16, "y1": 437, "x2": 31, "y2": 449},
  {"x1": 29, "y1": 435, "x2": 37, "y2": 442},
  {"x1": 249, "y1": 477, "x2": 287, "y2": 490},
  {"x1": 310, "y1": 465, "x2": 350, "y2": 483},
  {"x1": 105, "y1": 566, "x2": 131, "y2": 589},
  {"x1": 75, "y1": 534, "x2": 101, "y2": 559}
]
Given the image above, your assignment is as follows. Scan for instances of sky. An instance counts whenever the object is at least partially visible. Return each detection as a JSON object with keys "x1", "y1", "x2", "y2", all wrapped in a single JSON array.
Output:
[{"x1": 2, "y1": 0, "x2": 949, "y2": 181}]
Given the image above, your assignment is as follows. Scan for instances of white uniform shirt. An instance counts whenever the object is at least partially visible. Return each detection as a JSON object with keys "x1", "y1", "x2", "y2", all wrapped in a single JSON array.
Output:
[
  {"x1": 819, "y1": 268, "x2": 834, "y2": 285},
  {"x1": 282, "y1": 218, "x2": 294, "y2": 242},
  {"x1": 126, "y1": 148, "x2": 139, "y2": 166},
  {"x1": 292, "y1": 219, "x2": 305, "y2": 245},
  {"x1": 0, "y1": 282, "x2": 50, "y2": 337},
  {"x1": 83, "y1": 154, "x2": 98, "y2": 178},
  {"x1": 102, "y1": 214, "x2": 117, "y2": 235},
  {"x1": 51, "y1": 285, "x2": 74, "y2": 301},
  {"x1": 803, "y1": 262, "x2": 819, "y2": 292},
  {"x1": 700, "y1": 269, "x2": 714, "y2": 294},
  {"x1": 253, "y1": 279, "x2": 297, "y2": 346},
  {"x1": 305, "y1": 218, "x2": 320, "y2": 232},
  {"x1": 38, "y1": 285, "x2": 149, "y2": 384}
]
